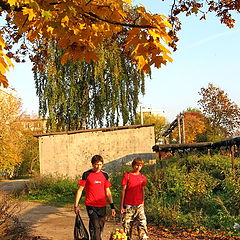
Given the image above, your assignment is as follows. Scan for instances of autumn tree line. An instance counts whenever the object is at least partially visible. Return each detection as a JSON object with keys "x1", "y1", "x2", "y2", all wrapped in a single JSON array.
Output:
[
  {"x1": 1, "y1": 82, "x2": 240, "y2": 178},
  {"x1": 137, "y1": 83, "x2": 240, "y2": 144},
  {"x1": 0, "y1": 0, "x2": 240, "y2": 177}
]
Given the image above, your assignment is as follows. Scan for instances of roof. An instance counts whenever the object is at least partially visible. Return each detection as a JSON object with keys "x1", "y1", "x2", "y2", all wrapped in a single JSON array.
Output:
[{"x1": 35, "y1": 124, "x2": 154, "y2": 137}]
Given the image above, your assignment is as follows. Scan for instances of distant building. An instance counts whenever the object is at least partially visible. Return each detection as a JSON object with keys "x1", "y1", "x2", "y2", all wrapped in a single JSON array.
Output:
[
  {"x1": 140, "y1": 107, "x2": 165, "y2": 117},
  {"x1": 0, "y1": 84, "x2": 46, "y2": 133},
  {"x1": 19, "y1": 114, "x2": 47, "y2": 133}
]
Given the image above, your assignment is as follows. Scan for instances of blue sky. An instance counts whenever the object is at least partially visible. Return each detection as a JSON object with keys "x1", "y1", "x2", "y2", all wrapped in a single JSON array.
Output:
[{"x1": 6, "y1": 1, "x2": 240, "y2": 122}]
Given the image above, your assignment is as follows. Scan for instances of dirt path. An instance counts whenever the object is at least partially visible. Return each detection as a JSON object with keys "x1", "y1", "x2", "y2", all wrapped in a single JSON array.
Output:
[
  {"x1": 18, "y1": 201, "x2": 121, "y2": 240},
  {"x1": 0, "y1": 179, "x2": 30, "y2": 192},
  {"x1": 0, "y1": 179, "x2": 122, "y2": 240},
  {"x1": 0, "y1": 180, "x2": 180, "y2": 240}
]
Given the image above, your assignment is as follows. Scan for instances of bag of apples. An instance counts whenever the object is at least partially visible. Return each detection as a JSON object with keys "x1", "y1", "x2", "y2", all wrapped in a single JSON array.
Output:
[{"x1": 109, "y1": 228, "x2": 127, "y2": 240}]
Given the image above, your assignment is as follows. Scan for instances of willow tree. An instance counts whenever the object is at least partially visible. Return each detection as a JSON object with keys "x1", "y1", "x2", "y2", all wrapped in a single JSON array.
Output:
[{"x1": 34, "y1": 40, "x2": 145, "y2": 131}]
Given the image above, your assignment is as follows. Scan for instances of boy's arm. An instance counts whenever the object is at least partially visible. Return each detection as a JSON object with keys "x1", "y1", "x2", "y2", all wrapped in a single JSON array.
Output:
[
  {"x1": 142, "y1": 175, "x2": 146, "y2": 205},
  {"x1": 105, "y1": 187, "x2": 116, "y2": 216},
  {"x1": 74, "y1": 185, "x2": 84, "y2": 214},
  {"x1": 120, "y1": 184, "x2": 127, "y2": 214}
]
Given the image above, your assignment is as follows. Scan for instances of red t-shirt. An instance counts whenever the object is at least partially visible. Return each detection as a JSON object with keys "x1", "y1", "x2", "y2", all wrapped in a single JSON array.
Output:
[
  {"x1": 121, "y1": 172, "x2": 147, "y2": 206},
  {"x1": 78, "y1": 170, "x2": 111, "y2": 207}
]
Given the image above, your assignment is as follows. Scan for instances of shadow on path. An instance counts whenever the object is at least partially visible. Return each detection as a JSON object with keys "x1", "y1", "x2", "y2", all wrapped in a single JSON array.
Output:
[
  {"x1": 0, "y1": 179, "x2": 122, "y2": 240},
  {"x1": 0, "y1": 179, "x2": 30, "y2": 192},
  {"x1": 18, "y1": 202, "x2": 120, "y2": 240},
  {"x1": 18, "y1": 202, "x2": 77, "y2": 240}
]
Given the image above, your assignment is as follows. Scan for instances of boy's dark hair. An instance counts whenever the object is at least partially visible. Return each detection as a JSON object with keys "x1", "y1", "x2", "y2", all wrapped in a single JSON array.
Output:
[
  {"x1": 91, "y1": 155, "x2": 104, "y2": 164},
  {"x1": 132, "y1": 157, "x2": 144, "y2": 167}
]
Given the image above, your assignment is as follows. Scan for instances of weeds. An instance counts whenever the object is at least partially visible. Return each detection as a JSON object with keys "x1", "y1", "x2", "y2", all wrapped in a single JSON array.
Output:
[
  {"x1": 111, "y1": 154, "x2": 240, "y2": 236},
  {"x1": 0, "y1": 190, "x2": 29, "y2": 240},
  {"x1": 19, "y1": 174, "x2": 78, "y2": 206},
  {"x1": 14, "y1": 154, "x2": 240, "y2": 236}
]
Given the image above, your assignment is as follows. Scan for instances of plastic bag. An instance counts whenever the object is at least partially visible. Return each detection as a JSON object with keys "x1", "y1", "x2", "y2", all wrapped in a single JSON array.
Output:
[
  {"x1": 233, "y1": 222, "x2": 240, "y2": 230},
  {"x1": 74, "y1": 212, "x2": 89, "y2": 240}
]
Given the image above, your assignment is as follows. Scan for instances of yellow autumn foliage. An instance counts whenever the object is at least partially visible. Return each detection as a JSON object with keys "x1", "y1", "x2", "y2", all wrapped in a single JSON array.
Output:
[{"x1": 0, "y1": 0, "x2": 173, "y2": 87}]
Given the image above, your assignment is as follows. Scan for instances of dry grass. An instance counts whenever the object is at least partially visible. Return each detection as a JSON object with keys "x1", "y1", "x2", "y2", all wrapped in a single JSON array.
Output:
[{"x1": 0, "y1": 190, "x2": 35, "y2": 240}]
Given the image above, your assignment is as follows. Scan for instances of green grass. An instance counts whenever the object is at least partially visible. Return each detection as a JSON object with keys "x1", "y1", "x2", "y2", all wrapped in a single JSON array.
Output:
[{"x1": 18, "y1": 174, "x2": 81, "y2": 207}]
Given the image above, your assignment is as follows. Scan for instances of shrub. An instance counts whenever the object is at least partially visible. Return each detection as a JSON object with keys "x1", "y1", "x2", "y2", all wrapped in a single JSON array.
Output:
[
  {"x1": 110, "y1": 153, "x2": 240, "y2": 235},
  {"x1": 0, "y1": 190, "x2": 28, "y2": 240},
  {"x1": 221, "y1": 174, "x2": 240, "y2": 215},
  {"x1": 21, "y1": 174, "x2": 78, "y2": 206}
]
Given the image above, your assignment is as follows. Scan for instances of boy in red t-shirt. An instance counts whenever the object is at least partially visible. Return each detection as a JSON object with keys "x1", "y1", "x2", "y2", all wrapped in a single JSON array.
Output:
[
  {"x1": 120, "y1": 157, "x2": 148, "y2": 240},
  {"x1": 74, "y1": 155, "x2": 116, "y2": 240}
]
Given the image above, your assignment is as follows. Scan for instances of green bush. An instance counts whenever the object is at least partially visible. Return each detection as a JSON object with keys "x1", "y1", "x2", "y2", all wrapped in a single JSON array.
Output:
[
  {"x1": 221, "y1": 174, "x2": 240, "y2": 215},
  {"x1": 19, "y1": 154, "x2": 240, "y2": 236},
  {"x1": 22, "y1": 174, "x2": 78, "y2": 206},
  {"x1": 110, "y1": 154, "x2": 240, "y2": 235}
]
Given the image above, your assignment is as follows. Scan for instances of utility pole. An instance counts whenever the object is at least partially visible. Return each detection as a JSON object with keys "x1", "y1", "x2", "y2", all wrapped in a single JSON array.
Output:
[{"x1": 140, "y1": 106, "x2": 144, "y2": 124}]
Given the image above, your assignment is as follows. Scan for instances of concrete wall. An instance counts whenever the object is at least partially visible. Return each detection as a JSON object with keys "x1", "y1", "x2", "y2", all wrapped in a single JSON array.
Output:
[{"x1": 38, "y1": 125, "x2": 155, "y2": 178}]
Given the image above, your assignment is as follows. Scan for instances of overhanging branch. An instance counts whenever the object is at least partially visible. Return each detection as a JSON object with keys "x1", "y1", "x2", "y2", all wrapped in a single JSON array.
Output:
[{"x1": 86, "y1": 12, "x2": 155, "y2": 29}]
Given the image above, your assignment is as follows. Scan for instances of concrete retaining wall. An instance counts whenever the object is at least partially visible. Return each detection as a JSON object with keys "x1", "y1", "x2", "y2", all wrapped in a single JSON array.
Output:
[{"x1": 38, "y1": 125, "x2": 155, "y2": 178}]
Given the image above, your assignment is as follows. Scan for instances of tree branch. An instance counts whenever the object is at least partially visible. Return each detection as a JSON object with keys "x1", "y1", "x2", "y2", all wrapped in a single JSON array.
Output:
[
  {"x1": 0, "y1": 0, "x2": 155, "y2": 29},
  {"x1": 85, "y1": 12, "x2": 155, "y2": 29}
]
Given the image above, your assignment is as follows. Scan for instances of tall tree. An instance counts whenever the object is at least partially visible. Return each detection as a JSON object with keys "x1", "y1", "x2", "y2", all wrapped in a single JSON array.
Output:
[
  {"x1": 0, "y1": 88, "x2": 24, "y2": 177},
  {"x1": 19, "y1": 127, "x2": 40, "y2": 175},
  {"x1": 198, "y1": 83, "x2": 240, "y2": 139},
  {"x1": 0, "y1": 88, "x2": 40, "y2": 177},
  {"x1": 1, "y1": 0, "x2": 240, "y2": 87},
  {"x1": 170, "y1": 109, "x2": 206, "y2": 143},
  {"x1": 34, "y1": 40, "x2": 145, "y2": 130},
  {"x1": 135, "y1": 112, "x2": 168, "y2": 144}
]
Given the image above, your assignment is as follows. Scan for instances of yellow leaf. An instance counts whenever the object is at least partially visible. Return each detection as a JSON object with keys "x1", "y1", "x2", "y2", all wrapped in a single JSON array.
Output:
[
  {"x1": 92, "y1": 24, "x2": 98, "y2": 32},
  {"x1": 148, "y1": 30, "x2": 161, "y2": 41},
  {"x1": 47, "y1": 26, "x2": 54, "y2": 34},
  {"x1": 135, "y1": 55, "x2": 147, "y2": 70},
  {"x1": 22, "y1": 7, "x2": 35, "y2": 21},
  {"x1": 41, "y1": 10, "x2": 52, "y2": 20},
  {"x1": 123, "y1": 0, "x2": 132, "y2": 5},
  {"x1": 61, "y1": 15, "x2": 69, "y2": 27},
  {"x1": 0, "y1": 35, "x2": 5, "y2": 48},
  {"x1": 0, "y1": 73, "x2": 8, "y2": 88},
  {"x1": 7, "y1": 0, "x2": 18, "y2": 7},
  {"x1": 163, "y1": 53, "x2": 173, "y2": 63},
  {"x1": 0, "y1": 61, "x2": 7, "y2": 74}
]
